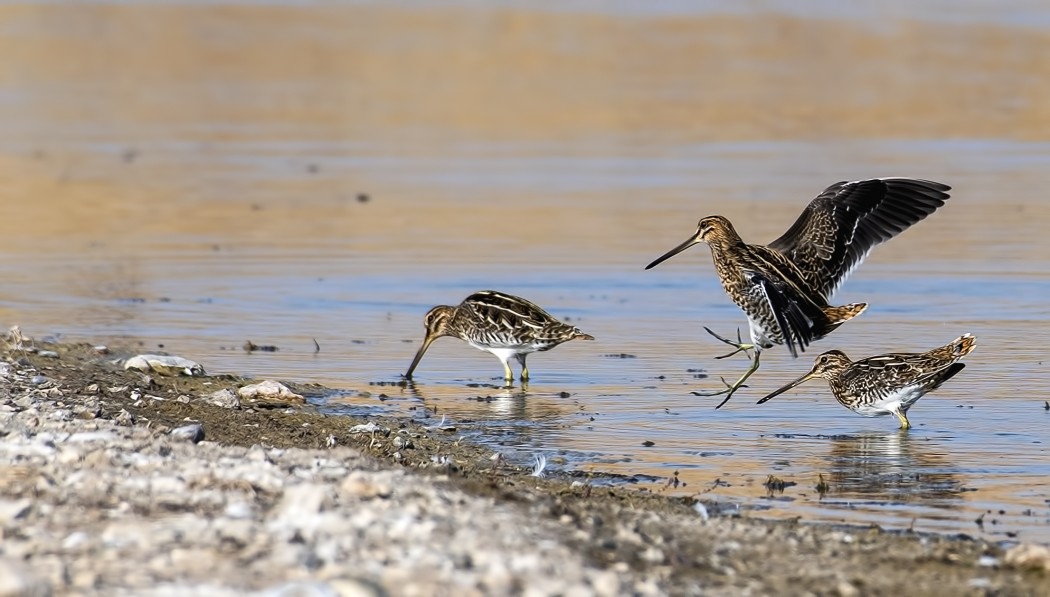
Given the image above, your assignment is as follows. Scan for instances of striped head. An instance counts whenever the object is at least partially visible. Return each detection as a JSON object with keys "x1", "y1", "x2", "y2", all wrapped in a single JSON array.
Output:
[
  {"x1": 404, "y1": 305, "x2": 456, "y2": 379},
  {"x1": 756, "y1": 350, "x2": 852, "y2": 404},
  {"x1": 695, "y1": 216, "x2": 740, "y2": 245},
  {"x1": 645, "y1": 215, "x2": 741, "y2": 270},
  {"x1": 805, "y1": 350, "x2": 853, "y2": 380}
]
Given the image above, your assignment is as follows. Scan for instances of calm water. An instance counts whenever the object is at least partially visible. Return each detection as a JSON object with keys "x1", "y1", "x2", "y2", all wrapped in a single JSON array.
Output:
[{"x1": 1, "y1": 1, "x2": 1048, "y2": 543}]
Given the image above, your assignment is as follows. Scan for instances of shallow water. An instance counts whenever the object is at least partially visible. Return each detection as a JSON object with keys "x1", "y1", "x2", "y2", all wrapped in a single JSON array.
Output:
[{"x1": 2, "y1": 1, "x2": 1049, "y2": 543}]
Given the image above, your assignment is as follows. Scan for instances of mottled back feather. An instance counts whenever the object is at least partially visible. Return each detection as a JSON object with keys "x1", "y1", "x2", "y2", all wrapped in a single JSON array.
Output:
[{"x1": 453, "y1": 290, "x2": 591, "y2": 348}]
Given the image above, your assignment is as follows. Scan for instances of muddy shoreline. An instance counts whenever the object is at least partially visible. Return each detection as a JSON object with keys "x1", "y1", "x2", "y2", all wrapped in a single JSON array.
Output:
[{"x1": 1, "y1": 334, "x2": 1046, "y2": 595}]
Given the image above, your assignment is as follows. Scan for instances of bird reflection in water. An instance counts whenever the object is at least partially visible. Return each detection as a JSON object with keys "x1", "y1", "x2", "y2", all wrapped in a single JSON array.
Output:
[
  {"x1": 401, "y1": 380, "x2": 570, "y2": 424},
  {"x1": 821, "y1": 432, "x2": 963, "y2": 507}
]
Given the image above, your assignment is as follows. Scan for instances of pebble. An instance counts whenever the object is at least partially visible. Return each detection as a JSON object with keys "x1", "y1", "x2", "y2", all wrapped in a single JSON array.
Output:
[
  {"x1": 124, "y1": 354, "x2": 206, "y2": 377},
  {"x1": 237, "y1": 381, "x2": 304, "y2": 404},
  {"x1": 170, "y1": 424, "x2": 205, "y2": 443},
  {"x1": 204, "y1": 389, "x2": 241, "y2": 409},
  {"x1": 1004, "y1": 543, "x2": 1050, "y2": 571},
  {"x1": 349, "y1": 422, "x2": 387, "y2": 435},
  {"x1": 0, "y1": 499, "x2": 32, "y2": 524},
  {"x1": 0, "y1": 557, "x2": 47, "y2": 597}
]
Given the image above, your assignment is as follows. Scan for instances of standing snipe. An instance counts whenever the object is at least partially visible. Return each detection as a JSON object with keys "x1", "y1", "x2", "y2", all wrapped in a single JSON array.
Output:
[
  {"x1": 404, "y1": 290, "x2": 594, "y2": 384},
  {"x1": 757, "y1": 334, "x2": 976, "y2": 429},
  {"x1": 645, "y1": 177, "x2": 951, "y2": 407}
]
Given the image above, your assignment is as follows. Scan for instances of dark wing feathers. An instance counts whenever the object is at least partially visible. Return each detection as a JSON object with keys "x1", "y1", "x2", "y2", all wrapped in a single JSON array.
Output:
[
  {"x1": 747, "y1": 271, "x2": 814, "y2": 358},
  {"x1": 769, "y1": 178, "x2": 950, "y2": 299}
]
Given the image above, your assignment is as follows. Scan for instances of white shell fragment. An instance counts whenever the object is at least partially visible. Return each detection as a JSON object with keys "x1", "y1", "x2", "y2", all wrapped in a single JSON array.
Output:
[
  {"x1": 124, "y1": 354, "x2": 205, "y2": 377},
  {"x1": 237, "y1": 380, "x2": 305, "y2": 404}
]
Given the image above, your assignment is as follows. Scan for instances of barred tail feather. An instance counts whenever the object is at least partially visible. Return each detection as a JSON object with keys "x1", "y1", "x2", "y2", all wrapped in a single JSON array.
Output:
[
  {"x1": 823, "y1": 302, "x2": 868, "y2": 324},
  {"x1": 950, "y1": 333, "x2": 977, "y2": 358},
  {"x1": 807, "y1": 302, "x2": 867, "y2": 342}
]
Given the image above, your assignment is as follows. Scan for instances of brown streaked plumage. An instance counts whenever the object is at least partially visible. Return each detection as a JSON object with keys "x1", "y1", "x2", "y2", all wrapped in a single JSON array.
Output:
[
  {"x1": 645, "y1": 177, "x2": 951, "y2": 407},
  {"x1": 757, "y1": 334, "x2": 976, "y2": 430},
  {"x1": 404, "y1": 290, "x2": 594, "y2": 384}
]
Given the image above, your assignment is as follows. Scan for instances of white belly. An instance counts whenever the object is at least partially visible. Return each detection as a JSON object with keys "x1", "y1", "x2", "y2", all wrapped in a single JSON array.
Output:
[
  {"x1": 469, "y1": 344, "x2": 530, "y2": 360},
  {"x1": 747, "y1": 319, "x2": 776, "y2": 350},
  {"x1": 852, "y1": 386, "x2": 925, "y2": 417}
]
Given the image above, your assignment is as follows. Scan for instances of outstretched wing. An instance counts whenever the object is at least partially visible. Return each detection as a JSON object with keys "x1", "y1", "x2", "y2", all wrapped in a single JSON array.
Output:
[{"x1": 768, "y1": 178, "x2": 950, "y2": 299}]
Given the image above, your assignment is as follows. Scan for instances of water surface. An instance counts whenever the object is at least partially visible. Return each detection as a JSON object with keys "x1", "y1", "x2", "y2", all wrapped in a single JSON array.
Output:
[{"x1": 1, "y1": 1, "x2": 1048, "y2": 543}]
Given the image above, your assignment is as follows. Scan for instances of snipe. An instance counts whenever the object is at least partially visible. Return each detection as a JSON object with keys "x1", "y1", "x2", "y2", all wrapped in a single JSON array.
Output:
[
  {"x1": 404, "y1": 290, "x2": 594, "y2": 384},
  {"x1": 645, "y1": 177, "x2": 951, "y2": 407},
  {"x1": 757, "y1": 334, "x2": 976, "y2": 430}
]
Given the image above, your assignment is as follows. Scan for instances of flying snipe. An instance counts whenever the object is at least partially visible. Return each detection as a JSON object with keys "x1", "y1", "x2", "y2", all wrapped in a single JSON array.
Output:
[
  {"x1": 404, "y1": 290, "x2": 594, "y2": 384},
  {"x1": 645, "y1": 177, "x2": 951, "y2": 407},
  {"x1": 757, "y1": 334, "x2": 976, "y2": 429}
]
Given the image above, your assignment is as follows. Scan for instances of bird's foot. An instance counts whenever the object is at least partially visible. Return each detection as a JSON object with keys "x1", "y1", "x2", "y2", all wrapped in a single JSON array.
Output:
[
  {"x1": 704, "y1": 327, "x2": 754, "y2": 360},
  {"x1": 691, "y1": 350, "x2": 763, "y2": 409},
  {"x1": 691, "y1": 376, "x2": 750, "y2": 408}
]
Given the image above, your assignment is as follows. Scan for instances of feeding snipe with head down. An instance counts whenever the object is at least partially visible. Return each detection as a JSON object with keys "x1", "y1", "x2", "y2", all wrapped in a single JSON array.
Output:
[
  {"x1": 757, "y1": 334, "x2": 976, "y2": 429},
  {"x1": 645, "y1": 177, "x2": 951, "y2": 407},
  {"x1": 404, "y1": 290, "x2": 594, "y2": 384}
]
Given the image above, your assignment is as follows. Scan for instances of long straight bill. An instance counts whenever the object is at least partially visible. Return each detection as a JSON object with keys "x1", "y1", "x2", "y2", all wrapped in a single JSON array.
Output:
[
  {"x1": 404, "y1": 336, "x2": 435, "y2": 379},
  {"x1": 645, "y1": 233, "x2": 701, "y2": 270},
  {"x1": 756, "y1": 369, "x2": 820, "y2": 404}
]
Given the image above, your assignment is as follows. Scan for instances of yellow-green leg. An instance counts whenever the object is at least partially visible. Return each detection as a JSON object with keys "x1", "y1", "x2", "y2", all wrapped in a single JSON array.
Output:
[
  {"x1": 517, "y1": 354, "x2": 530, "y2": 382},
  {"x1": 693, "y1": 350, "x2": 762, "y2": 409},
  {"x1": 894, "y1": 410, "x2": 911, "y2": 430},
  {"x1": 501, "y1": 359, "x2": 514, "y2": 384}
]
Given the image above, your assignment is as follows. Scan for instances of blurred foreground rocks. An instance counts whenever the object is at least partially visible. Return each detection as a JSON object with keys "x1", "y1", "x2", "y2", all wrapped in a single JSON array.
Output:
[{"x1": 0, "y1": 359, "x2": 635, "y2": 595}]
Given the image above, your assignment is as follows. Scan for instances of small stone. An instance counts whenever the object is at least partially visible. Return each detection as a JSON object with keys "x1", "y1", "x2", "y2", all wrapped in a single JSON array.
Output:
[
  {"x1": 0, "y1": 557, "x2": 46, "y2": 596},
  {"x1": 170, "y1": 424, "x2": 205, "y2": 444},
  {"x1": 176, "y1": 394, "x2": 191, "y2": 404},
  {"x1": 977, "y1": 555, "x2": 999, "y2": 568},
  {"x1": 325, "y1": 578, "x2": 386, "y2": 597},
  {"x1": 124, "y1": 354, "x2": 205, "y2": 376},
  {"x1": 237, "y1": 380, "x2": 305, "y2": 404},
  {"x1": 62, "y1": 531, "x2": 91, "y2": 551},
  {"x1": 37, "y1": 350, "x2": 59, "y2": 358},
  {"x1": 114, "y1": 409, "x2": 135, "y2": 426},
  {"x1": 340, "y1": 472, "x2": 392, "y2": 499},
  {"x1": 0, "y1": 499, "x2": 32, "y2": 524},
  {"x1": 349, "y1": 422, "x2": 387, "y2": 435},
  {"x1": 224, "y1": 501, "x2": 254, "y2": 520},
  {"x1": 835, "y1": 581, "x2": 860, "y2": 597},
  {"x1": 1004, "y1": 543, "x2": 1050, "y2": 571},
  {"x1": 29, "y1": 375, "x2": 50, "y2": 386},
  {"x1": 203, "y1": 389, "x2": 240, "y2": 409},
  {"x1": 47, "y1": 409, "x2": 72, "y2": 421}
]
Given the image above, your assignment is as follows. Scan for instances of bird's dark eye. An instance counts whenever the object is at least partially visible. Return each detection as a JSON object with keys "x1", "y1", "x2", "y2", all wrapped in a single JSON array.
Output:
[{"x1": 819, "y1": 355, "x2": 829, "y2": 365}]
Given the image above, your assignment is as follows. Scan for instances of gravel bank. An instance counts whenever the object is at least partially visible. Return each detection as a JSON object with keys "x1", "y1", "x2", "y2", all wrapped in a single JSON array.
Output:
[{"x1": 0, "y1": 338, "x2": 1046, "y2": 595}]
